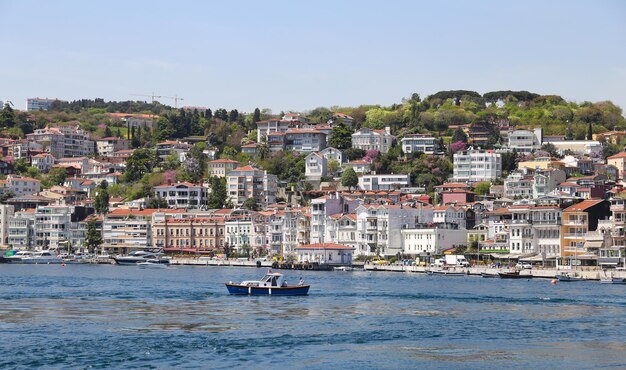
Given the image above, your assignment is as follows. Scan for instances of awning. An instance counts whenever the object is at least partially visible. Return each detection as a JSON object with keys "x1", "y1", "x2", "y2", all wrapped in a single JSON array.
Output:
[{"x1": 584, "y1": 241, "x2": 604, "y2": 249}]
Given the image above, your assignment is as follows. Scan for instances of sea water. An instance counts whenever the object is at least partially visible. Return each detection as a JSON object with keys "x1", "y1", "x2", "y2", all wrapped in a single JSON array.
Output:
[{"x1": 1, "y1": 265, "x2": 625, "y2": 369}]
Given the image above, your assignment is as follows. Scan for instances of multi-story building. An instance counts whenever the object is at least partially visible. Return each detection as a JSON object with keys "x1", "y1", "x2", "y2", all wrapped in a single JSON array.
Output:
[
  {"x1": 31, "y1": 153, "x2": 56, "y2": 173},
  {"x1": 305, "y1": 152, "x2": 327, "y2": 181},
  {"x1": 550, "y1": 140, "x2": 602, "y2": 156},
  {"x1": 156, "y1": 141, "x2": 190, "y2": 161},
  {"x1": 507, "y1": 127, "x2": 542, "y2": 153},
  {"x1": 358, "y1": 174, "x2": 410, "y2": 191},
  {"x1": 103, "y1": 209, "x2": 155, "y2": 254},
  {"x1": 351, "y1": 127, "x2": 394, "y2": 154},
  {"x1": 432, "y1": 205, "x2": 475, "y2": 229},
  {"x1": 280, "y1": 209, "x2": 310, "y2": 256},
  {"x1": 453, "y1": 149, "x2": 502, "y2": 182},
  {"x1": 154, "y1": 182, "x2": 208, "y2": 209},
  {"x1": 8, "y1": 210, "x2": 36, "y2": 249},
  {"x1": 401, "y1": 223, "x2": 468, "y2": 255},
  {"x1": 27, "y1": 125, "x2": 93, "y2": 158},
  {"x1": 607, "y1": 152, "x2": 626, "y2": 180},
  {"x1": 560, "y1": 199, "x2": 610, "y2": 263},
  {"x1": 5, "y1": 175, "x2": 41, "y2": 196},
  {"x1": 32, "y1": 205, "x2": 93, "y2": 250},
  {"x1": 310, "y1": 193, "x2": 360, "y2": 245},
  {"x1": 320, "y1": 147, "x2": 344, "y2": 164},
  {"x1": 354, "y1": 204, "x2": 421, "y2": 256},
  {"x1": 597, "y1": 198, "x2": 626, "y2": 268},
  {"x1": 0, "y1": 204, "x2": 15, "y2": 247},
  {"x1": 256, "y1": 119, "x2": 290, "y2": 143},
  {"x1": 344, "y1": 160, "x2": 371, "y2": 174},
  {"x1": 108, "y1": 113, "x2": 157, "y2": 129},
  {"x1": 152, "y1": 215, "x2": 225, "y2": 252},
  {"x1": 207, "y1": 159, "x2": 240, "y2": 178},
  {"x1": 326, "y1": 213, "x2": 360, "y2": 254},
  {"x1": 95, "y1": 137, "x2": 128, "y2": 157},
  {"x1": 226, "y1": 166, "x2": 278, "y2": 207},
  {"x1": 27, "y1": 98, "x2": 65, "y2": 111},
  {"x1": 508, "y1": 205, "x2": 562, "y2": 257},
  {"x1": 400, "y1": 134, "x2": 440, "y2": 155},
  {"x1": 26, "y1": 126, "x2": 65, "y2": 158},
  {"x1": 284, "y1": 129, "x2": 327, "y2": 153}
]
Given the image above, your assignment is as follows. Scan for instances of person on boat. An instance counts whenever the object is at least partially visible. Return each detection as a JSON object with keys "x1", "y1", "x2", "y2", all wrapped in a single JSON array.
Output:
[
  {"x1": 282, "y1": 280, "x2": 288, "y2": 287},
  {"x1": 299, "y1": 278, "x2": 304, "y2": 286}
]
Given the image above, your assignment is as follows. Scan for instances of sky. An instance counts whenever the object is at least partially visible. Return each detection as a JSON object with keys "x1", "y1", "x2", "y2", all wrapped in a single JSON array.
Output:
[{"x1": 1, "y1": 0, "x2": 625, "y2": 113}]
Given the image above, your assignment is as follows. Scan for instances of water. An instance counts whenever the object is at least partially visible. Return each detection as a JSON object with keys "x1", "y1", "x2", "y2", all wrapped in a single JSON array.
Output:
[{"x1": 1, "y1": 265, "x2": 625, "y2": 369}]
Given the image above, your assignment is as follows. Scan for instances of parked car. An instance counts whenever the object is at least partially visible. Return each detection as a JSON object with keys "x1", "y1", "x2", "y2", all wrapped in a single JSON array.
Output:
[{"x1": 516, "y1": 262, "x2": 532, "y2": 269}]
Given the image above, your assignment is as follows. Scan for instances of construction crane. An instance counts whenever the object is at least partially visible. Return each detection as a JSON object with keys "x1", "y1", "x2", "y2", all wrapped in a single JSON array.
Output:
[
  {"x1": 161, "y1": 95, "x2": 184, "y2": 108},
  {"x1": 129, "y1": 92, "x2": 163, "y2": 103}
]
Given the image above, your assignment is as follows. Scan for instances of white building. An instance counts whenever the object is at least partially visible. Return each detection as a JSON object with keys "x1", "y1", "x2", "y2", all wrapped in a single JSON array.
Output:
[
  {"x1": 280, "y1": 209, "x2": 310, "y2": 256},
  {"x1": 305, "y1": 152, "x2": 327, "y2": 181},
  {"x1": 310, "y1": 193, "x2": 360, "y2": 245},
  {"x1": 319, "y1": 147, "x2": 344, "y2": 164},
  {"x1": 344, "y1": 160, "x2": 371, "y2": 174},
  {"x1": 550, "y1": 140, "x2": 602, "y2": 156},
  {"x1": 6, "y1": 175, "x2": 41, "y2": 196},
  {"x1": 401, "y1": 224, "x2": 468, "y2": 255},
  {"x1": 354, "y1": 204, "x2": 421, "y2": 256},
  {"x1": 509, "y1": 205, "x2": 562, "y2": 256},
  {"x1": 508, "y1": 128, "x2": 542, "y2": 153},
  {"x1": 8, "y1": 210, "x2": 36, "y2": 249},
  {"x1": 226, "y1": 166, "x2": 278, "y2": 207},
  {"x1": 31, "y1": 153, "x2": 56, "y2": 173},
  {"x1": 154, "y1": 182, "x2": 208, "y2": 209},
  {"x1": 95, "y1": 137, "x2": 128, "y2": 157},
  {"x1": 401, "y1": 134, "x2": 440, "y2": 155},
  {"x1": 351, "y1": 127, "x2": 394, "y2": 154},
  {"x1": 27, "y1": 98, "x2": 64, "y2": 111},
  {"x1": 505, "y1": 168, "x2": 567, "y2": 199},
  {"x1": 27, "y1": 125, "x2": 94, "y2": 158},
  {"x1": 284, "y1": 129, "x2": 327, "y2": 153},
  {"x1": 359, "y1": 174, "x2": 410, "y2": 191},
  {"x1": 0, "y1": 204, "x2": 15, "y2": 247},
  {"x1": 207, "y1": 159, "x2": 240, "y2": 178},
  {"x1": 256, "y1": 119, "x2": 290, "y2": 143},
  {"x1": 453, "y1": 149, "x2": 502, "y2": 182},
  {"x1": 103, "y1": 209, "x2": 155, "y2": 254},
  {"x1": 432, "y1": 205, "x2": 473, "y2": 229},
  {"x1": 295, "y1": 243, "x2": 354, "y2": 265}
]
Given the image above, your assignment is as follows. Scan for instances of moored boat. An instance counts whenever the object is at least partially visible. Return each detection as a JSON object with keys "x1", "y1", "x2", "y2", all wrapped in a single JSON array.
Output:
[
  {"x1": 137, "y1": 260, "x2": 170, "y2": 269},
  {"x1": 19, "y1": 251, "x2": 63, "y2": 264},
  {"x1": 113, "y1": 250, "x2": 170, "y2": 266},
  {"x1": 600, "y1": 277, "x2": 626, "y2": 284},
  {"x1": 428, "y1": 270, "x2": 466, "y2": 276},
  {"x1": 556, "y1": 272, "x2": 584, "y2": 282},
  {"x1": 498, "y1": 271, "x2": 530, "y2": 279},
  {"x1": 334, "y1": 266, "x2": 355, "y2": 271},
  {"x1": 481, "y1": 272, "x2": 499, "y2": 278},
  {"x1": 225, "y1": 271, "x2": 310, "y2": 296}
]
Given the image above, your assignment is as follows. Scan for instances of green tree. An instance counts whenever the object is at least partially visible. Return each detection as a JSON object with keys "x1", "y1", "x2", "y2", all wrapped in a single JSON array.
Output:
[
  {"x1": 341, "y1": 167, "x2": 359, "y2": 190},
  {"x1": 451, "y1": 127, "x2": 468, "y2": 143},
  {"x1": 207, "y1": 176, "x2": 228, "y2": 209},
  {"x1": 145, "y1": 196, "x2": 168, "y2": 209},
  {"x1": 474, "y1": 181, "x2": 491, "y2": 195},
  {"x1": 253, "y1": 108, "x2": 261, "y2": 123},
  {"x1": 13, "y1": 159, "x2": 29, "y2": 174},
  {"x1": 104, "y1": 125, "x2": 112, "y2": 137},
  {"x1": 181, "y1": 143, "x2": 207, "y2": 182},
  {"x1": 163, "y1": 153, "x2": 180, "y2": 170},
  {"x1": 328, "y1": 123, "x2": 353, "y2": 149},
  {"x1": 47, "y1": 167, "x2": 67, "y2": 186},
  {"x1": 124, "y1": 148, "x2": 157, "y2": 183},
  {"x1": 541, "y1": 143, "x2": 561, "y2": 158},
  {"x1": 327, "y1": 159, "x2": 340, "y2": 176},
  {"x1": 242, "y1": 197, "x2": 260, "y2": 211},
  {"x1": 94, "y1": 180, "x2": 110, "y2": 215},
  {"x1": 85, "y1": 218, "x2": 103, "y2": 254},
  {"x1": 0, "y1": 103, "x2": 16, "y2": 128}
]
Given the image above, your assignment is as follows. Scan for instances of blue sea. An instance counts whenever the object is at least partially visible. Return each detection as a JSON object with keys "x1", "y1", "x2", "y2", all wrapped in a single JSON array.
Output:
[{"x1": 1, "y1": 265, "x2": 625, "y2": 369}]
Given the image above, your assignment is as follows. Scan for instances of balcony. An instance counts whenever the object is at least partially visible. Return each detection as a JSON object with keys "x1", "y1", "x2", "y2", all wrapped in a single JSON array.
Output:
[
  {"x1": 532, "y1": 219, "x2": 560, "y2": 225},
  {"x1": 511, "y1": 219, "x2": 532, "y2": 224},
  {"x1": 563, "y1": 219, "x2": 587, "y2": 226}
]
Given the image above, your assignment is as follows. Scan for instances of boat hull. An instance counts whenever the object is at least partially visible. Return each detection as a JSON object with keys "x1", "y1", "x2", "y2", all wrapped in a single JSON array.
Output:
[
  {"x1": 428, "y1": 271, "x2": 466, "y2": 276},
  {"x1": 481, "y1": 272, "x2": 499, "y2": 278},
  {"x1": 498, "y1": 272, "x2": 530, "y2": 279},
  {"x1": 225, "y1": 284, "x2": 310, "y2": 296},
  {"x1": 556, "y1": 275, "x2": 584, "y2": 282},
  {"x1": 601, "y1": 278, "x2": 626, "y2": 284},
  {"x1": 114, "y1": 258, "x2": 170, "y2": 266}
]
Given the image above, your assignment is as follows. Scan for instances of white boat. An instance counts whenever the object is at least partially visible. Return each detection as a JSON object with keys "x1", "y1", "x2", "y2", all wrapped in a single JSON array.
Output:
[
  {"x1": 600, "y1": 277, "x2": 626, "y2": 284},
  {"x1": 4, "y1": 251, "x2": 36, "y2": 263},
  {"x1": 556, "y1": 272, "x2": 584, "y2": 282},
  {"x1": 137, "y1": 260, "x2": 170, "y2": 269},
  {"x1": 20, "y1": 251, "x2": 63, "y2": 264},
  {"x1": 113, "y1": 250, "x2": 170, "y2": 266},
  {"x1": 334, "y1": 266, "x2": 355, "y2": 271}
]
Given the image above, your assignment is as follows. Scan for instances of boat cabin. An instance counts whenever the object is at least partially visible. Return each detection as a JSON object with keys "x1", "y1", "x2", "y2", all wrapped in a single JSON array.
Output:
[{"x1": 242, "y1": 273, "x2": 287, "y2": 288}]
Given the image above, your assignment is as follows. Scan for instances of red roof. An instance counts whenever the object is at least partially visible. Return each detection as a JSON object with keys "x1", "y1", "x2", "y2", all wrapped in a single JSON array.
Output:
[
  {"x1": 608, "y1": 152, "x2": 626, "y2": 159},
  {"x1": 209, "y1": 159, "x2": 240, "y2": 164},
  {"x1": 233, "y1": 165, "x2": 259, "y2": 171},
  {"x1": 564, "y1": 199, "x2": 605, "y2": 212},
  {"x1": 295, "y1": 243, "x2": 354, "y2": 250},
  {"x1": 107, "y1": 208, "x2": 186, "y2": 217}
]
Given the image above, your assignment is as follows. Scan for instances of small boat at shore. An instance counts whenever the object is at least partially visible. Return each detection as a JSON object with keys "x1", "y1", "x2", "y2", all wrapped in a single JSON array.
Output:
[
  {"x1": 334, "y1": 266, "x2": 355, "y2": 271},
  {"x1": 137, "y1": 261, "x2": 170, "y2": 269},
  {"x1": 481, "y1": 272, "x2": 499, "y2": 278},
  {"x1": 498, "y1": 271, "x2": 530, "y2": 279},
  {"x1": 428, "y1": 270, "x2": 466, "y2": 276},
  {"x1": 600, "y1": 277, "x2": 626, "y2": 284},
  {"x1": 556, "y1": 272, "x2": 584, "y2": 282},
  {"x1": 225, "y1": 271, "x2": 310, "y2": 296}
]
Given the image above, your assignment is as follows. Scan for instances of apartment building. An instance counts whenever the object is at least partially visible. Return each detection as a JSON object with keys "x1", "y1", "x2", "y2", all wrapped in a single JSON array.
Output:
[
  {"x1": 354, "y1": 204, "x2": 421, "y2": 256},
  {"x1": 31, "y1": 153, "x2": 56, "y2": 173},
  {"x1": 453, "y1": 149, "x2": 502, "y2": 182},
  {"x1": 154, "y1": 182, "x2": 208, "y2": 209},
  {"x1": 8, "y1": 210, "x2": 36, "y2": 249},
  {"x1": 400, "y1": 134, "x2": 440, "y2": 155},
  {"x1": 27, "y1": 97, "x2": 64, "y2": 111},
  {"x1": 152, "y1": 216, "x2": 225, "y2": 252},
  {"x1": 6, "y1": 175, "x2": 41, "y2": 196},
  {"x1": 27, "y1": 125, "x2": 94, "y2": 158},
  {"x1": 509, "y1": 205, "x2": 562, "y2": 257},
  {"x1": 0, "y1": 204, "x2": 15, "y2": 247},
  {"x1": 358, "y1": 174, "x2": 410, "y2": 191},
  {"x1": 401, "y1": 223, "x2": 468, "y2": 255},
  {"x1": 310, "y1": 193, "x2": 360, "y2": 245},
  {"x1": 351, "y1": 127, "x2": 394, "y2": 154},
  {"x1": 560, "y1": 199, "x2": 610, "y2": 262},
  {"x1": 226, "y1": 166, "x2": 278, "y2": 207},
  {"x1": 95, "y1": 137, "x2": 129, "y2": 157},
  {"x1": 305, "y1": 152, "x2": 327, "y2": 181},
  {"x1": 207, "y1": 159, "x2": 240, "y2": 178},
  {"x1": 256, "y1": 119, "x2": 290, "y2": 143},
  {"x1": 507, "y1": 127, "x2": 542, "y2": 153}
]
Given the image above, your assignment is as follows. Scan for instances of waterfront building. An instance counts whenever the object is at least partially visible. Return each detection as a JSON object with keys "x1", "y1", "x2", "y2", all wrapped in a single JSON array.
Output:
[
  {"x1": 326, "y1": 213, "x2": 360, "y2": 255},
  {"x1": 452, "y1": 149, "x2": 502, "y2": 182},
  {"x1": 432, "y1": 205, "x2": 475, "y2": 229},
  {"x1": 310, "y1": 193, "x2": 360, "y2": 245},
  {"x1": 400, "y1": 134, "x2": 440, "y2": 155},
  {"x1": 154, "y1": 182, "x2": 208, "y2": 209},
  {"x1": 598, "y1": 198, "x2": 626, "y2": 268},
  {"x1": 351, "y1": 127, "x2": 394, "y2": 154},
  {"x1": 354, "y1": 204, "x2": 421, "y2": 256},
  {"x1": 32, "y1": 205, "x2": 93, "y2": 250},
  {"x1": 152, "y1": 215, "x2": 225, "y2": 252},
  {"x1": 560, "y1": 199, "x2": 610, "y2": 263},
  {"x1": 0, "y1": 204, "x2": 15, "y2": 247},
  {"x1": 8, "y1": 210, "x2": 36, "y2": 249},
  {"x1": 294, "y1": 243, "x2": 354, "y2": 265},
  {"x1": 226, "y1": 166, "x2": 278, "y2": 207},
  {"x1": 509, "y1": 205, "x2": 562, "y2": 257},
  {"x1": 280, "y1": 209, "x2": 310, "y2": 256},
  {"x1": 401, "y1": 223, "x2": 467, "y2": 255}
]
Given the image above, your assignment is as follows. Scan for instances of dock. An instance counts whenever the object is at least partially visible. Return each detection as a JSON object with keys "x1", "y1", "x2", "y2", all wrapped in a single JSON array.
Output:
[{"x1": 362, "y1": 264, "x2": 626, "y2": 280}]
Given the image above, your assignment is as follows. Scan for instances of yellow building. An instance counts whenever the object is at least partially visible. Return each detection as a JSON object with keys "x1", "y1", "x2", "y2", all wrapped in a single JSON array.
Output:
[
  {"x1": 593, "y1": 131, "x2": 626, "y2": 145},
  {"x1": 518, "y1": 157, "x2": 565, "y2": 171},
  {"x1": 607, "y1": 152, "x2": 626, "y2": 180}
]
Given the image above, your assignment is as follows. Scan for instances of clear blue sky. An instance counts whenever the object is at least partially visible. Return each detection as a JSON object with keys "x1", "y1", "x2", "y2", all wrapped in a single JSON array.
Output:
[{"x1": 1, "y1": 0, "x2": 625, "y2": 113}]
